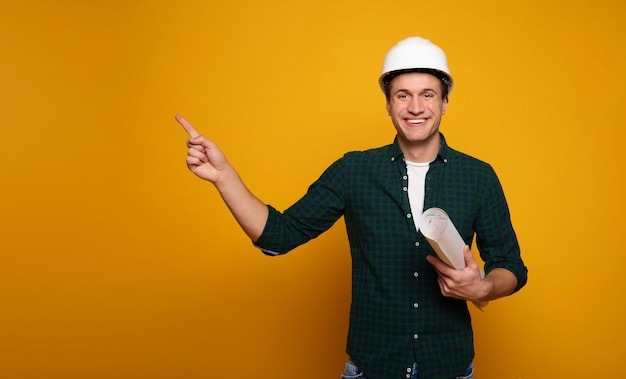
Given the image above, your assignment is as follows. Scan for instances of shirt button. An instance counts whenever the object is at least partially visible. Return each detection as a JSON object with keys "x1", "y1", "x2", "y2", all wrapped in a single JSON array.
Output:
[
  {"x1": 407, "y1": 367, "x2": 412, "y2": 373},
  {"x1": 391, "y1": 157, "x2": 395, "y2": 161},
  {"x1": 414, "y1": 334, "x2": 419, "y2": 339},
  {"x1": 414, "y1": 272, "x2": 419, "y2": 277},
  {"x1": 406, "y1": 374, "x2": 411, "y2": 378},
  {"x1": 403, "y1": 187, "x2": 407, "y2": 192},
  {"x1": 414, "y1": 241, "x2": 419, "y2": 247},
  {"x1": 407, "y1": 213, "x2": 412, "y2": 219},
  {"x1": 403, "y1": 175, "x2": 408, "y2": 180},
  {"x1": 413, "y1": 302, "x2": 419, "y2": 308}
]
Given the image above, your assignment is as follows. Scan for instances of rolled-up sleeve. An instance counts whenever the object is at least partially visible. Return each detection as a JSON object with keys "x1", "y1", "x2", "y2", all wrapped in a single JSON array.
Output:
[
  {"x1": 254, "y1": 158, "x2": 346, "y2": 256},
  {"x1": 475, "y1": 166, "x2": 528, "y2": 293}
]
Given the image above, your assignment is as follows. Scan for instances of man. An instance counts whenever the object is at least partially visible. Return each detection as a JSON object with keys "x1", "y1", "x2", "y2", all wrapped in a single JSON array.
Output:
[{"x1": 176, "y1": 36, "x2": 527, "y2": 379}]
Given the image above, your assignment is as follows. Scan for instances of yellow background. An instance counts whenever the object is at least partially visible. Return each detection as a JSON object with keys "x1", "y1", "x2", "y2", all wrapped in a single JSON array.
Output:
[{"x1": 1, "y1": 1, "x2": 624, "y2": 378}]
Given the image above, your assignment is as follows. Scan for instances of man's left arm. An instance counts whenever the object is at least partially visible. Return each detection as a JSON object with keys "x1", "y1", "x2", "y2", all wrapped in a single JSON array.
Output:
[{"x1": 426, "y1": 246, "x2": 518, "y2": 302}]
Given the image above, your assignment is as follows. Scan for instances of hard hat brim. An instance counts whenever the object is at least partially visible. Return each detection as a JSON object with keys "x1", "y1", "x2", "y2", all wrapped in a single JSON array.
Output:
[{"x1": 379, "y1": 68, "x2": 454, "y2": 95}]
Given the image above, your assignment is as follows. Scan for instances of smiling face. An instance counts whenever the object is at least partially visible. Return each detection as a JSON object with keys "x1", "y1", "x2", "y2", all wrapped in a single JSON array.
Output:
[{"x1": 386, "y1": 72, "x2": 448, "y2": 162}]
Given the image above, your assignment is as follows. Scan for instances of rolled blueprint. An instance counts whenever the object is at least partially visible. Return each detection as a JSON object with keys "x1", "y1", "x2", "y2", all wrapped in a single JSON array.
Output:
[
  {"x1": 419, "y1": 207, "x2": 489, "y2": 310},
  {"x1": 419, "y1": 207, "x2": 466, "y2": 270}
]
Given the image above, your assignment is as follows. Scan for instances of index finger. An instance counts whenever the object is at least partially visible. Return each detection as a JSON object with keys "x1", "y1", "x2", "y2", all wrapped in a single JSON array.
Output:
[{"x1": 175, "y1": 114, "x2": 201, "y2": 138}]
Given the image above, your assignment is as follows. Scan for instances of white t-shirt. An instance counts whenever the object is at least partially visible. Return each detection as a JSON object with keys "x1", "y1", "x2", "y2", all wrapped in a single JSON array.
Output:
[{"x1": 406, "y1": 160, "x2": 431, "y2": 232}]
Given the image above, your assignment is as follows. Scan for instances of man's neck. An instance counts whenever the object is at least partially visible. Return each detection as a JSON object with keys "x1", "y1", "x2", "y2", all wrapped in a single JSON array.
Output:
[{"x1": 399, "y1": 136, "x2": 440, "y2": 163}]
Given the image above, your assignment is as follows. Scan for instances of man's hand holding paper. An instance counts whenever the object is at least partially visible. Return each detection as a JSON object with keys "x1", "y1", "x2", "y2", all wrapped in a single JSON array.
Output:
[{"x1": 426, "y1": 246, "x2": 490, "y2": 307}]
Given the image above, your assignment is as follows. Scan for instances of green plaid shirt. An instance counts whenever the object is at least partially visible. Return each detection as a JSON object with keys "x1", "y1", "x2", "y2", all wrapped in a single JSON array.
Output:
[{"x1": 255, "y1": 134, "x2": 527, "y2": 379}]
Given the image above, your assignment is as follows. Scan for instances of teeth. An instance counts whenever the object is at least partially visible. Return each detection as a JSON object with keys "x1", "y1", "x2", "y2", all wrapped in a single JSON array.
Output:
[{"x1": 407, "y1": 119, "x2": 425, "y2": 124}]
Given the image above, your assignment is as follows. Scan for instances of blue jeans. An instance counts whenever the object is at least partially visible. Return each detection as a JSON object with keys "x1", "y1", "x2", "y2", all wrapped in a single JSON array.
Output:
[{"x1": 341, "y1": 359, "x2": 474, "y2": 379}]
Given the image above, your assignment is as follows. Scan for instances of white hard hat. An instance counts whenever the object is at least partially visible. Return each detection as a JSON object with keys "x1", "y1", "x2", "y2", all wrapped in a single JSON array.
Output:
[{"x1": 379, "y1": 37, "x2": 453, "y2": 96}]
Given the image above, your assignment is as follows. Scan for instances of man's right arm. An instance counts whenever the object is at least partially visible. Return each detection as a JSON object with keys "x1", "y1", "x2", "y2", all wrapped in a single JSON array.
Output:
[{"x1": 176, "y1": 115, "x2": 268, "y2": 242}]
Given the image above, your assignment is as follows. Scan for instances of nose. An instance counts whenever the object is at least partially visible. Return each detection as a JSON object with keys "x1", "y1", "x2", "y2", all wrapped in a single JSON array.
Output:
[{"x1": 407, "y1": 97, "x2": 424, "y2": 114}]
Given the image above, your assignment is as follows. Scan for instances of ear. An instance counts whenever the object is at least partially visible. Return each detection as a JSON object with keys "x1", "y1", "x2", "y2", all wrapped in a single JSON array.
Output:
[
  {"x1": 386, "y1": 101, "x2": 391, "y2": 116},
  {"x1": 442, "y1": 99, "x2": 448, "y2": 115}
]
